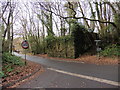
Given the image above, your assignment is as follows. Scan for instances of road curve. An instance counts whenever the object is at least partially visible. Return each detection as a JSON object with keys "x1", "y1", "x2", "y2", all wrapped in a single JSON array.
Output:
[{"x1": 14, "y1": 52, "x2": 119, "y2": 88}]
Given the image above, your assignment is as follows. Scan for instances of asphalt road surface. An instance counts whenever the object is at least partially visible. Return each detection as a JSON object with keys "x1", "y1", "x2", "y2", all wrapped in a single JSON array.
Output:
[{"x1": 14, "y1": 52, "x2": 119, "y2": 88}]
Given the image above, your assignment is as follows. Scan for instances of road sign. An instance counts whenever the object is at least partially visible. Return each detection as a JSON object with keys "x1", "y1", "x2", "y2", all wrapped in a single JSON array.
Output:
[
  {"x1": 21, "y1": 40, "x2": 29, "y2": 49},
  {"x1": 21, "y1": 40, "x2": 29, "y2": 65}
]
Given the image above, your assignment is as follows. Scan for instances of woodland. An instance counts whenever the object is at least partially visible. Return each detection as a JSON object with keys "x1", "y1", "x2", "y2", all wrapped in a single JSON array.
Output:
[{"x1": 0, "y1": 0, "x2": 120, "y2": 78}]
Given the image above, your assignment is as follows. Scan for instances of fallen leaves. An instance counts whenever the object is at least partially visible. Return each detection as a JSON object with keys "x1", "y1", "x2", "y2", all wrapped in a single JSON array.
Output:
[
  {"x1": 2, "y1": 59, "x2": 41, "y2": 87},
  {"x1": 36, "y1": 54, "x2": 119, "y2": 65}
]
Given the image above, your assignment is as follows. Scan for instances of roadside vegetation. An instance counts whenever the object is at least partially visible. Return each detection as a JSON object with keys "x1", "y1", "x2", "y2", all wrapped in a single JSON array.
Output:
[
  {"x1": 100, "y1": 44, "x2": 120, "y2": 58},
  {"x1": 0, "y1": 53, "x2": 24, "y2": 78}
]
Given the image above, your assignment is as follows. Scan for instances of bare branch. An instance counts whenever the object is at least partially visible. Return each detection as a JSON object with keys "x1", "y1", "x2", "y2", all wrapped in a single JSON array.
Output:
[
  {"x1": 0, "y1": 1, "x2": 9, "y2": 18},
  {"x1": 38, "y1": 2, "x2": 117, "y2": 28}
]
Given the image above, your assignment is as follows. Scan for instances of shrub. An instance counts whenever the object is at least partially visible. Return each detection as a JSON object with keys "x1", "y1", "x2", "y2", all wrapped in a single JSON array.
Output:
[
  {"x1": 2, "y1": 53, "x2": 25, "y2": 77},
  {"x1": 100, "y1": 44, "x2": 120, "y2": 58},
  {"x1": 28, "y1": 35, "x2": 47, "y2": 54},
  {"x1": 2, "y1": 53, "x2": 24, "y2": 66},
  {"x1": 0, "y1": 71, "x2": 4, "y2": 78},
  {"x1": 45, "y1": 35, "x2": 75, "y2": 58},
  {"x1": 0, "y1": 67, "x2": 4, "y2": 78}
]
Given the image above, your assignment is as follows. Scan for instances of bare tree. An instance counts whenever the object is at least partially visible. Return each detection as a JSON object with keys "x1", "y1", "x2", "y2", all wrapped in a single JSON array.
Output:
[{"x1": 1, "y1": 0, "x2": 16, "y2": 52}]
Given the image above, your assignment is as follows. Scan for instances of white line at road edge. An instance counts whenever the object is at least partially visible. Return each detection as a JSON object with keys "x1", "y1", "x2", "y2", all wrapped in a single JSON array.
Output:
[{"x1": 47, "y1": 68, "x2": 120, "y2": 87}]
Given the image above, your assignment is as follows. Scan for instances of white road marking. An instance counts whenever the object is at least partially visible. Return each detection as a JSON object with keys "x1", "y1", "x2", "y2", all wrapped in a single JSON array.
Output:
[{"x1": 47, "y1": 68, "x2": 120, "y2": 87}]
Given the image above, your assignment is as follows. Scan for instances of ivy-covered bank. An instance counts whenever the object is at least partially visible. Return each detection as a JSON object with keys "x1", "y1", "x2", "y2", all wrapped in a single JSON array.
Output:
[
  {"x1": 46, "y1": 35, "x2": 75, "y2": 58},
  {"x1": 45, "y1": 23, "x2": 97, "y2": 58}
]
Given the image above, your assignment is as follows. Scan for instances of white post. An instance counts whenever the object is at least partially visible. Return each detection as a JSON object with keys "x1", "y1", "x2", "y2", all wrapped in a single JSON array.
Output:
[{"x1": 94, "y1": 40, "x2": 101, "y2": 60}]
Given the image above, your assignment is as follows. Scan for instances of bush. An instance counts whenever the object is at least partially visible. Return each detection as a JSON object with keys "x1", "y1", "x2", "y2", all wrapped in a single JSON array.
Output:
[
  {"x1": 2, "y1": 53, "x2": 25, "y2": 77},
  {"x1": 100, "y1": 44, "x2": 120, "y2": 58},
  {"x1": 0, "y1": 67, "x2": 4, "y2": 78},
  {"x1": 28, "y1": 35, "x2": 47, "y2": 54},
  {"x1": 0, "y1": 71, "x2": 4, "y2": 78},
  {"x1": 2, "y1": 53, "x2": 24, "y2": 66},
  {"x1": 45, "y1": 35, "x2": 75, "y2": 58}
]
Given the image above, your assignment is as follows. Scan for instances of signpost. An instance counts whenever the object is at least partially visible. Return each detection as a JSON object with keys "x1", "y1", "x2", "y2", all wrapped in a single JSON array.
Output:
[
  {"x1": 21, "y1": 40, "x2": 29, "y2": 65},
  {"x1": 94, "y1": 40, "x2": 101, "y2": 60}
]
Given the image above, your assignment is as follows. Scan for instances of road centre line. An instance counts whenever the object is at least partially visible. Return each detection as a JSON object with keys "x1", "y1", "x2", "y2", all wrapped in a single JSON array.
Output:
[{"x1": 47, "y1": 68, "x2": 120, "y2": 87}]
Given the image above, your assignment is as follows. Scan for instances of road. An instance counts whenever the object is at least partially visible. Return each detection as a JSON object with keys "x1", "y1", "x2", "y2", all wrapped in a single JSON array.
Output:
[{"x1": 14, "y1": 52, "x2": 119, "y2": 88}]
